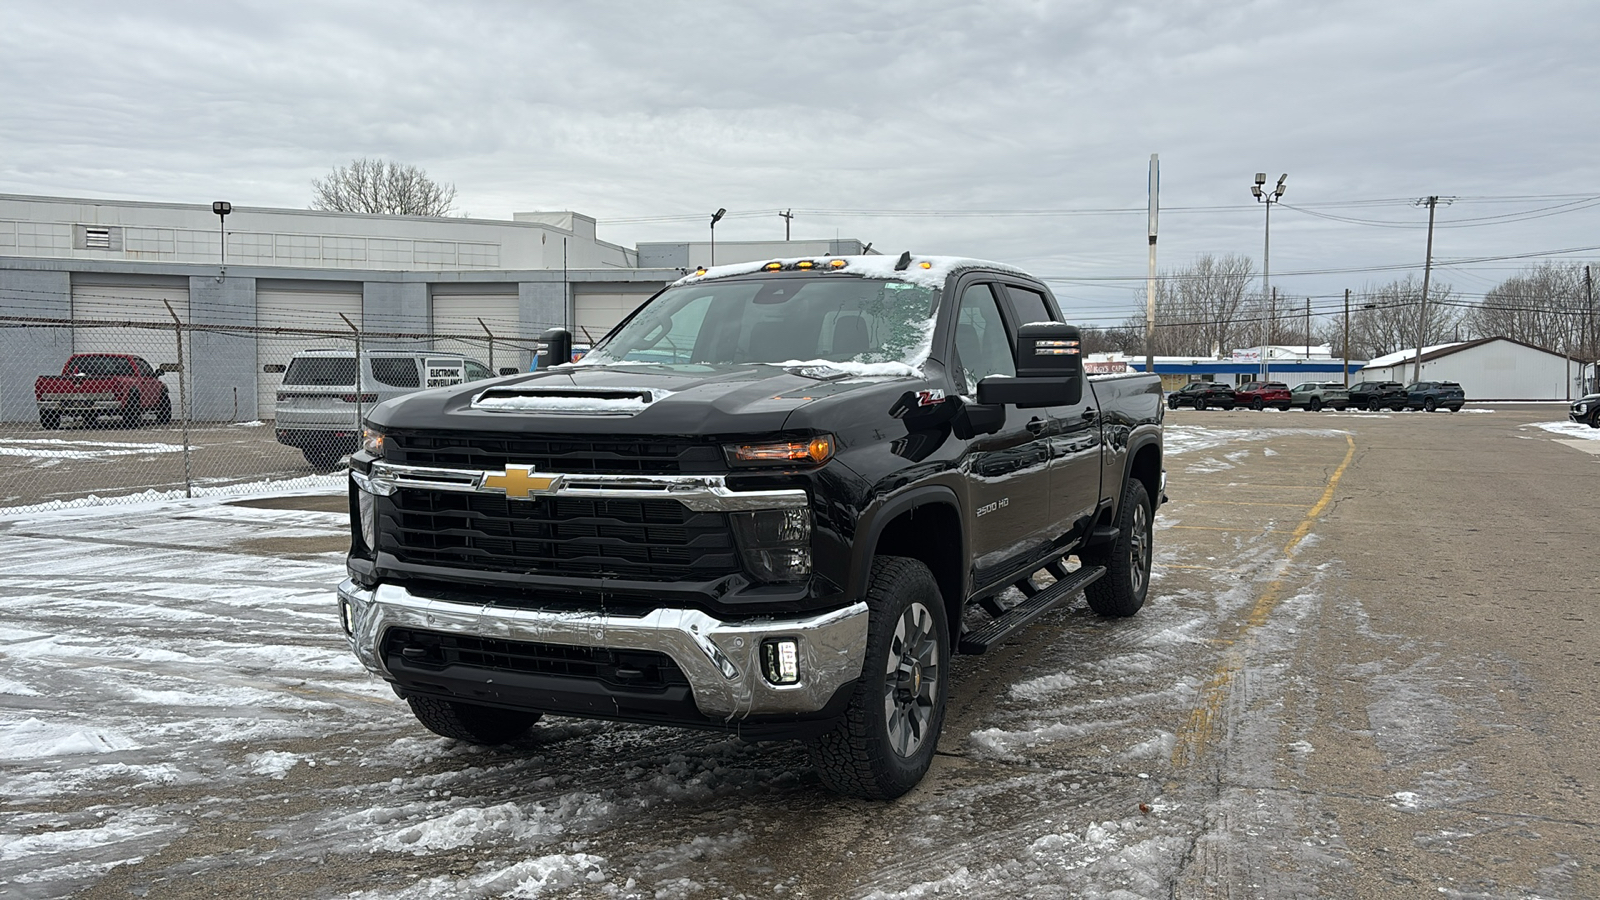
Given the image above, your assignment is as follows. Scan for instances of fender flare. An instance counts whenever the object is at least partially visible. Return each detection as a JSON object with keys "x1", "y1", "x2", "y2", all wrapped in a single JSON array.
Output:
[{"x1": 848, "y1": 484, "x2": 966, "y2": 603}]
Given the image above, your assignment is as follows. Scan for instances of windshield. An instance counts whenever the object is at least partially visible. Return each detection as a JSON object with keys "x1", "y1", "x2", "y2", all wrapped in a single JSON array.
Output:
[{"x1": 581, "y1": 276, "x2": 941, "y2": 371}]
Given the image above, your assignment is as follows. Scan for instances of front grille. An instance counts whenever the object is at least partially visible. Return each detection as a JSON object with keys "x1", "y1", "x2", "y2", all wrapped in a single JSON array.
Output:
[
  {"x1": 382, "y1": 489, "x2": 739, "y2": 580},
  {"x1": 384, "y1": 628, "x2": 688, "y2": 689},
  {"x1": 387, "y1": 433, "x2": 724, "y2": 475}
]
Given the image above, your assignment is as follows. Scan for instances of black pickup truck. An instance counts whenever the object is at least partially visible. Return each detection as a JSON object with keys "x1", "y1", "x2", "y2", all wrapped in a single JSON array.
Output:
[{"x1": 339, "y1": 254, "x2": 1165, "y2": 799}]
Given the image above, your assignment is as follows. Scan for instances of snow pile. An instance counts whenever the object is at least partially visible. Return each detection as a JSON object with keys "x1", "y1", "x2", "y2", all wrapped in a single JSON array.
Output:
[
  {"x1": 374, "y1": 794, "x2": 617, "y2": 855},
  {"x1": 345, "y1": 853, "x2": 607, "y2": 900},
  {"x1": 779, "y1": 359, "x2": 920, "y2": 378},
  {"x1": 472, "y1": 388, "x2": 672, "y2": 416},
  {"x1": 1528, "y1": 420, "x2": 1600, "y2": 440},
  {"x1": 0, "y1": 474, "x2": 344, "y2": 517},
  {"x1": 0, "y1": 718, "x2": 141, "y2": 760},
  {"x1": 0, "y1": 437, "x2": 187, "y2": 461},
  {"x1": 246, "y1": 750, "x2": 301, "y2": 780},
  {"x1": 671, "y1": 254, "x2": 1028, "y2": 292}
]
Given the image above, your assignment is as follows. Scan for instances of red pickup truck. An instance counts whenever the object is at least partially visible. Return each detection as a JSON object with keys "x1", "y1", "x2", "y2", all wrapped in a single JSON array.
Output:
[{"x1": 35, "y1": 353, "x2": 173, "y2": 429}]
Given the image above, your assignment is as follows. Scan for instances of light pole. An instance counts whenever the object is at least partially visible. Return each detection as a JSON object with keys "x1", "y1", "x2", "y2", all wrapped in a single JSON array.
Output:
[
  {"x1": 709, "y1": 208, "x2": 726, "y2": 266},
  {"x1": 1251, "y1": 172, "x2": 1286, "y2": 381},
  {"x1": 211, "y1": 201, "x2": 231, "y2": 273}
]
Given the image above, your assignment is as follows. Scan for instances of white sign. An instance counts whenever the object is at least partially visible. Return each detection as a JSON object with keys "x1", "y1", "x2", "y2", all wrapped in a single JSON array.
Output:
[
  {"x1": 424, "y1": 358, "x2": 464, "y2": 388},
  {"x1": 1231, "y1": 349, "x2": 1261, "y2": 362}
]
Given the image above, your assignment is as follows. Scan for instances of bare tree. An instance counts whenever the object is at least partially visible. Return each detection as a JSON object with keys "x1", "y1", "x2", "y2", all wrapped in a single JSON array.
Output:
[
  {"x1": 311, "y1": 158, "x2": 458, "y2": 216},
  {"x1": 1344, "y1": 275, "x2": 1462, "y2": 359},
  {"x1": 1121, "y1": 254, "x2": 1257, "y2": 357},
  {"x1": 1468, "y1": 261, "x2": 1588, "y2": 354}
]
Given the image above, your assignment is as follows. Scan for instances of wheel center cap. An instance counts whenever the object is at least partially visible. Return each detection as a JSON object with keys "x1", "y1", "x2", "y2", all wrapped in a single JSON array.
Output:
[{"x1": 910, "y1": 663, "x2": 922, "y2": 695}]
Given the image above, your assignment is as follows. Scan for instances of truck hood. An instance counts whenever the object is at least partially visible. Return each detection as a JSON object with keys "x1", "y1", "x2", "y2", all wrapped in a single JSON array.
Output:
[{"x1": 366, "y1": 362, "x2": 924, "y2": 437}]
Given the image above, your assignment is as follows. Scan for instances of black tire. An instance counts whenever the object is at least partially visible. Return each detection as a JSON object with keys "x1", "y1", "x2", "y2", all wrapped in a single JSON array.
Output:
[
  {"x1": 1423, "y1": 397, "x2": 1437, "y2": 412},
  {"x1": 406, "y1": 696, "x2": 542, "y2": 744},
  {"x1": 1194, "y1": 397, "x2": 1207, "y2": 411},
  {"x1": 303, "y1": 445, "x2": 344, "y2": 471},
  {"x1": 40, "y1": 409, "x2": 61, "y2": 430},
  {"x1": 808, "y1": 557, "x2": 948, "y2": 800},
  {"x1": 1223, "y1": 402, "x2": 1236, "y2": 410},
  {"x1": 154, "y1": 391, "x2": 172, "y2": 425},
  {"x1": 1308, "y1": 397, "x2": 1322, "y2": 412},
  {"x1": 1278, "y1": 403, "x2": 1291, "y2": 411},
  {"x1": 121, "y1": 390, "x2": 142, "y2": 427},
  {"x1": 1367, "y1": 397, "x2": 1382, "y2": 412},
  {"x1": 1168, "y1": 397, "x2": 1179, "y2": 410},
  {"x1": 1081, "y1": 478, "x2": 1153, "y2": 618},
  {"x1": 1589, "y1": 409, "x2": 1600, "y2": 429},
  {"x1": 1251, "y1": 398, "x2": 1264, "y2": 411}
]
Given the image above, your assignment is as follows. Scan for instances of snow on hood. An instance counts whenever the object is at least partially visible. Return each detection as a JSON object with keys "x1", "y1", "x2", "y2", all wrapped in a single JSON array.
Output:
[
  {"x1": 470, "y1": 386, "x2": 676, "y2": 416},
  {"x1": 670, "y1": 254, "x2": 1031, "y2": 292}
]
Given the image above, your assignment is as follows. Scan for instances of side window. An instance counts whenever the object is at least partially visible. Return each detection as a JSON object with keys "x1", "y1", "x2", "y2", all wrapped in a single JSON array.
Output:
[
  {"x1": 370, "y1": 358, "x2": 421, "y2": 388},
  {"x1": 1003, "y1": 285, "x2": 1055, "y2": 329},
  {"x1": 953, "y1": 283, "x2": 1015, "y2": 393},
  {"x1": 463, "y1": 360, "x2": 491, "y2": 381}
]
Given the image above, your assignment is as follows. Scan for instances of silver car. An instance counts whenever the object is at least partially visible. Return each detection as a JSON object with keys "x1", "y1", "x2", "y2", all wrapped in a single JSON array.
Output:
[
  {"x1": 270, "y1": 350, "x2": 498, "y2": 469},
  {"x1": 1289, "y1": 381, "x2": 1351, "y2": 412}
]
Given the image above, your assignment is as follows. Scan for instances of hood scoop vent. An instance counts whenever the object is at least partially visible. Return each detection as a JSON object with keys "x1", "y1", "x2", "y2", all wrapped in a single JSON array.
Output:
[{"x1": 471, "y1": 386, "x2": 673, "y2": 416}]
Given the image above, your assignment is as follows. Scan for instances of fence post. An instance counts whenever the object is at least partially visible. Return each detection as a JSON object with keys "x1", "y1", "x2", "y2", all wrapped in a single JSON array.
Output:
[
  {"x1": 162, "y1": 300, "x2": 193, "y2": 499},
  {"x1": 340, "y1": 312, "x2": 362, "y2": 436},
  {"x1": 478, "y1": 317, "x2": 495, "y2": 372}
]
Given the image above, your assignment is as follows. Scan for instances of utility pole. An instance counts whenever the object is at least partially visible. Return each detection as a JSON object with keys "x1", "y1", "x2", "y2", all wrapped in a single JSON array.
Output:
[
  {"x1": 1587, "y1": 265, "x2": 1594, "y2": 394},
  {"x1": 780, "y1": 209, "x2": 794, "y2": 241},
  {"x1": 1305, "y1": 296, "x2": 1311, "y2": 362},
  {"x1": 1342, "y1": 288, "x2": 1351, "y2": 386},
  {"x1": 1413, "y1": 195, "x2": 1453, "y2": 383},
  {"x1": 1145, "y1": 154, "x2": 1159, "y2": 374}
]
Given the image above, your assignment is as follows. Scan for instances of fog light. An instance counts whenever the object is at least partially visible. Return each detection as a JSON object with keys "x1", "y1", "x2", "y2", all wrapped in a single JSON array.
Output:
[
  {"x1": 357, "y1": 487, "x2": 377, "y2": 551},
  {"x1": 730, "y1": 508, "x2": 812, "y2": 582},
  {"x1": 762, "y1": 638, "x2": 800, "y2": 685},
  {"x1": 339, "y1": 598, "x2": 355, "y2": 636}
]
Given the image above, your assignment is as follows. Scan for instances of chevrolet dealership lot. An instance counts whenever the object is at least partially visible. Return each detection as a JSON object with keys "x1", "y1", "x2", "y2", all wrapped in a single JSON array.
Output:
[{"x1": 0, "y1": 406, "x2": 1596, "y2": 899}]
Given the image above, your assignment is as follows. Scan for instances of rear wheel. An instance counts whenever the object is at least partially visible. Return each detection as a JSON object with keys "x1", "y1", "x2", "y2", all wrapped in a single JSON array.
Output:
[
  {"x1": 303, "y1": 445, "x2": 344, "y2": 471},
  {"x1": 809, "y1": 557, "x2": 948, "y2": 800},
  {"x1": 121, "y1": 390, "x2": 142, "y2": 427},
  {"x1": 1308, "y1": 397, "x2": 1322, "y2": 412},
  {"x1": 1423, "y1": 397, "x2": 1437, "y2": 412},
  {"x1": 39, "y1": 409, "x2": 61, "y2": 430},
  {"x1": 1194, "y1": 397, "x2": 1207, "y2": 411},
  {"x1": 1081, "y1": 479, "x2": 1153, "y2": 618},
  {"x1": 154, "y1": 391, "x2": 172, "y2": 425},
  {"x1": 406, "y1": 696, "x2": 541, "y2": 744}
]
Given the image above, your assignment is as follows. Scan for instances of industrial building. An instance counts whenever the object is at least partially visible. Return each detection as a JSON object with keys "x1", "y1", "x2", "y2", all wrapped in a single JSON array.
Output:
[
  {"x1": 1359, "y1": 338, "x2": 1587, "y2": 400},
  {"x1": 0, "y1": 193, "x2": 867, "y2": 422}
]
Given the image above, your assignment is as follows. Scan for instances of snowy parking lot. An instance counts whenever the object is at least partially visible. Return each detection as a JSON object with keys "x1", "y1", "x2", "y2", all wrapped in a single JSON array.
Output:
[{"x1": 2, "y1": 406, "x2": 1597, "y2": 899}]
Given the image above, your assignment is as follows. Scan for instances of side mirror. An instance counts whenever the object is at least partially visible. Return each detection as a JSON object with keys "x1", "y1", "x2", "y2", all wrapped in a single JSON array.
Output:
[
  {"x1": 975, "y1": 322, "x2": 1084, "y2": 408},
  {"x1": 262, "y1": 363, "x2": 286, "y2": 374},
  {"x1": 498, "y1": 367, "x2": 521, "y2": 377},
  {"x1": 539, "y1": 328, "x2": 573, "y2": 368},
  {"x1": 159, "y1": 362, "x2": 184, "y2": 374}
]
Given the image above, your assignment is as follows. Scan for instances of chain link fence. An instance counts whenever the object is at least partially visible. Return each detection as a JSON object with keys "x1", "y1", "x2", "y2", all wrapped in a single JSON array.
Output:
[{"x1": 1, "y1": 312, "x2": 543, "y2": 513}]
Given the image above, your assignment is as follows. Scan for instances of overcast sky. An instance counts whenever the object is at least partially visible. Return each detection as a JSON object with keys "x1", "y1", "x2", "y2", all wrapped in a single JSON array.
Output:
[{"x1": 3, "y1": 0, "x2": 1597, "y2": 326}]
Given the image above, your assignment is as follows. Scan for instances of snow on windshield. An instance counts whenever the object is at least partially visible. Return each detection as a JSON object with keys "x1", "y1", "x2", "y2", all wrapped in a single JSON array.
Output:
[{"x1": 579, "y1": 272, "x2": 941, "y2": 375}]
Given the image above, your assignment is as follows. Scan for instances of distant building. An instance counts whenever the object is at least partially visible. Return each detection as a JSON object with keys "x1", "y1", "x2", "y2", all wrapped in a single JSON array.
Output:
[
  {"x1": 1089, "y1": 346, "x2": 1364, "y2": 392},
  {"x1": 1359, "y1": 337, "x2": 1583, "y2": 400}
]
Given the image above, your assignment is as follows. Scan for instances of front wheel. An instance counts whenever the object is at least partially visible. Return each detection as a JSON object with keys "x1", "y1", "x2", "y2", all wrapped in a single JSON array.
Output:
[
  {"x1": 1367, "y1": 397, "x2": 1382, "y2": 412},
  {"x1": 809, "y1": 557, "x2": 948, "y2": 800},
  {"x1": 1423, "y1": 397, "x2": 1437, "y2": 412},
  {"x1": 1168, "y1": 397, "x2": 1179, "y2": 410},
  {"x1": 406, "y1": 696, "x2": 542, "y2": 744},
  {"x1": 1194, "y1": 397, "x2": 1207, "y2": 411},
  {"x1": 1590, "y1": 409, "x2": 1600, "y2": 429},
  {"x1": 1081, "y1": 478, "x2": 1153, "y2": 618},
  {"x1": 121, "y1": 390, "x2": 143, "y2": 427},
  {"x1": 1251, "y1": 398, "x2": 1265, "y2": 411}
]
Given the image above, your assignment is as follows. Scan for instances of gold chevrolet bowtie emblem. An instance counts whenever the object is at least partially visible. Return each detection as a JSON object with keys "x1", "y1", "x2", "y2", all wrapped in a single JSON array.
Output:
[{"x1": 480, "y1": 465, "x2": 560, "y2": 499}]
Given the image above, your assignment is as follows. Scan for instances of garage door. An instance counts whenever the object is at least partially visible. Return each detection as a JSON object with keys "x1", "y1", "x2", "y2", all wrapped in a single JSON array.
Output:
[
  {"x1": 572, "y1": 288, "x2": 658, "y2": 346},
  {"x1": 256, "y1": 284, "x2": 363, "y2": 420},
  {"x1": 71, "y1": 279, "x2": 190, "y2": 405},
  {"x1": 431, "y1": 291, "x2": 523, "y2": 373}
]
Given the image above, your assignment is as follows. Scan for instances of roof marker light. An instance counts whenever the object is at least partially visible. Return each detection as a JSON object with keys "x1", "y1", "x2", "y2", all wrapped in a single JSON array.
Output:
[
  {"x1": 919, "y1": 261, "x2": 933, "y2": 269},
  {"x1": 796, "y1": 260, "x2": 815, "y2": 269},
  {"x1": 764, "y1": 261, "x2": 783, "y2": 271},
  {"x1": 694, "y1": 266, "x2": 707, "y2": 276},
  {"x1": 829, "y1": 259, "x2": 847, "y2": 268}
]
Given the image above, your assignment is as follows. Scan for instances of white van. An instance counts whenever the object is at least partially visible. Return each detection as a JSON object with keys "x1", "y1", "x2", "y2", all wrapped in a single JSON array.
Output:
[{"x1": 269, "y1": 349, "x2": 497, "y2": 469}]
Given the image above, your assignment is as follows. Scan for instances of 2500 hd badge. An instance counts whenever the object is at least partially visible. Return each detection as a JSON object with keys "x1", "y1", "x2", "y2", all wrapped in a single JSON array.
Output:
[{"x1": 340, "y1": 253, "x2": 1165, "y2": 799}]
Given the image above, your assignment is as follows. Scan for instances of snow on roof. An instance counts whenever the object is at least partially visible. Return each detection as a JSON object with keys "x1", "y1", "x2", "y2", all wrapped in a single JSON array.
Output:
[
  {"x1": 1365, "y1": 342, "x2": 1465, "y2": 368},
  {"x1": 670, "y1": 254, "x2": 1031, "y2": 291}
]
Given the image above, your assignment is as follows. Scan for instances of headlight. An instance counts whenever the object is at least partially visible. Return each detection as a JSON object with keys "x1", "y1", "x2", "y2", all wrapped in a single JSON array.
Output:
[
  {"x1": 1577, "y1": 402, "x2": 1589, "y2": 413},
  {"x1": 725, "y1": 435, "x2": 834, "y2": 467},
  {"x1": 357, "y1": 487, "x2": 378, "y2": 551},
  {"x1": 361, "y1": 426, "x2": 385, "y2": 457},
  {"x1": 730, "y1": 508, "x2": 812, "y2": 582}
]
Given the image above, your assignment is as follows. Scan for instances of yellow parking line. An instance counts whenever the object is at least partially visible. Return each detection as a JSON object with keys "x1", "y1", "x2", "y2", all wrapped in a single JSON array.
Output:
[
  {"x1": 1181, "y1": 500, "x2": 1313, "y2": 508},
  {"x1": 1166, "y1": 525, "x2": 1279, "y2": 532},
  {"x1": 1172, "y1": 433, "x2": 1358, "y2": 769}
]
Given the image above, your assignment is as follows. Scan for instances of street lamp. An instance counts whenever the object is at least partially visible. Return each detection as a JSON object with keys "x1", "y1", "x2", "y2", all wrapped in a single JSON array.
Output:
[
  {"x1": 1251, "y1": 173, "x2": 1286, "y2": 380},
  {"x1": 709, "y1": 208, "x2": 726, "y2": 266},
  {"x1": 211, "y1": 201, "x2": 232, "y2": 270}
]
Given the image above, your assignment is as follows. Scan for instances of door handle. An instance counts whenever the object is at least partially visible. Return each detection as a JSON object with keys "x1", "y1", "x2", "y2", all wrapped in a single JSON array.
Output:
[
  {"x1": 1082, "y1": 409, "x2": 1097, "y2": 420},
  {"x1": 1026, "y1": 417, "x2": 1047, "y2": 435}
]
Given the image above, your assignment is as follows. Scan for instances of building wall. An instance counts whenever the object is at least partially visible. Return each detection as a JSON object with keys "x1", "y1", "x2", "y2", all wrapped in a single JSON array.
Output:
[
  {"x1": 0, "y1": 268, "x2": 72, "y2": 423},
  {"x1": 1367, "y1": 339, "x2": 1582, "y2": 400}
]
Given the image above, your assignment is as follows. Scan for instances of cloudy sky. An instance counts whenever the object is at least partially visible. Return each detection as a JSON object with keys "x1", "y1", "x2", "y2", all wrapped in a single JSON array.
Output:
[{"x1": 3, "y1": 0, "x2": 1597, "y2": 327}]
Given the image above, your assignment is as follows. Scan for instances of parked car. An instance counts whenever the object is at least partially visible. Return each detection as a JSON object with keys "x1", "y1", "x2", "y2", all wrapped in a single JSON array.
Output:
[
  {"x1": 35, "y1": 353, "x2": 174, "y2": 429},
  {"x1": 1168, "y1": 381, "x2": 1237, "y2": 410},
  {"x1": 1234, "y1": 380, "x2": 1292, "y2": 411},
  {"x1": 1347, "y1": 380, "x2": 1408, "y2": 411},
  {"x1": 269, "y1": 350, "x2": 498, "y2": 469},
  {"x1": 1288, "y1": 382, "x2": 1350, "y2": 412},
  {"x1": 1403, "y1": 381, "x2": 1465, "y2": 412},
  {"x1": 1570, "y1": 393, "x2": 1600, "y2": 428}
]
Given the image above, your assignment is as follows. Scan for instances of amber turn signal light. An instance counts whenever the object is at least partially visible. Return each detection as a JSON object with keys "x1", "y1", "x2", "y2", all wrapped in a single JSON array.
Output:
[{"x1": 726, "y1": 435, "x2": 835, "y2": 466}]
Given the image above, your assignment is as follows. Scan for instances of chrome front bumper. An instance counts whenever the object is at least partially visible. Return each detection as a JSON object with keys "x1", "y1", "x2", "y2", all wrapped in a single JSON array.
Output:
[{"x1": 337, "y1": 579, "x2": 868, "y2": 720}]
